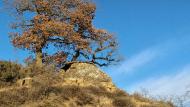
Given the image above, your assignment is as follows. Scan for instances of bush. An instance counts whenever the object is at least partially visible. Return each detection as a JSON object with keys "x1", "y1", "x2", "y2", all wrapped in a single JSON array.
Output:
[
  {"x1": 113, "y1": 97, "x2": 135, "y2": 107},
  {"x1": 76, "y1": 93, "x2": 94, "y2": 106},
  {"x1": 113, "y1": 89, "x2": 129, "y2": 97},
  {"x1": 1, "y1": 71, "x2": 17, "y2": 82},
  {"x1": 132, "y1": 92, "x2": 150, "y2": 102},
  {"x1": 0, "y1": 61, "x2": 21, "y2": 84}
]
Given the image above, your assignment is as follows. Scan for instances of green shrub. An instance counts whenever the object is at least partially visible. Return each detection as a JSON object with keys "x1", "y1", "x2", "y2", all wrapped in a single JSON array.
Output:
[
  {"x1": 0, "y1": 61, "x2": 21, "y2": 83},
  {"x1": 1, "y1": 71, "x2": 18, "y2": 82}
]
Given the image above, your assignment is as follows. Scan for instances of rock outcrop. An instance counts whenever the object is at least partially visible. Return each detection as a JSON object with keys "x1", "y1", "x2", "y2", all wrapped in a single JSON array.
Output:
[{"x1": 61, "y1": 62, "x2": 116, "y2": 91}]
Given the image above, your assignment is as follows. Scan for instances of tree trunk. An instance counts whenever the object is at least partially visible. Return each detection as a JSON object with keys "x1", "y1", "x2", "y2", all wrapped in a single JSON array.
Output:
[
  {"x1": 36, "y1": 50, "x2": 43, "y2": 66},
  {"x1": 72, "y1": 50, "x2": 80, "y2": 61}
]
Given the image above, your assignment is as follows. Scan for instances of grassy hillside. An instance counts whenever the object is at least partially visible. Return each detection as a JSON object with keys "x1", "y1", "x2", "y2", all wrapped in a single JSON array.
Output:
[{"x1": 0, "y1": 61, "x2": 175, "y2": 107}]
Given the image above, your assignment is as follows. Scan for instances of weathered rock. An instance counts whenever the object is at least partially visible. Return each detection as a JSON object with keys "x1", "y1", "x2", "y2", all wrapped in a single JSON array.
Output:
[
  {"x1": 17, "y1": 77, "x2": 33, "y2": 87},
  {"x1": 63, "y1": 63, "x2": 111, "y2": 81},
  {"x1": 62, "y1": 62, "x2": 116, "y2": 91}
]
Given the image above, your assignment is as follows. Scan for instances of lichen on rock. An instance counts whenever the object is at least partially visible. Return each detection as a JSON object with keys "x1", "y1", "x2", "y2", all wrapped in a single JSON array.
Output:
[{"x1": 62, "y1": 62, "x2": 116, "y2": 91}]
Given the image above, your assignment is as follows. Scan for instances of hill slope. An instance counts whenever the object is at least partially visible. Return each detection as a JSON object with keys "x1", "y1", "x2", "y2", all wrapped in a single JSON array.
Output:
[{"x1": 0, "y1": 61, "x2": 174, "y2": 107}]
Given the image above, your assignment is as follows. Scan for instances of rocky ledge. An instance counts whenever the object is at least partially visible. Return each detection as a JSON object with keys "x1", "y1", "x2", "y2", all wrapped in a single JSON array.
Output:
[{"x1": 61, "y1": 62, "x2": 116, "y2": 92}]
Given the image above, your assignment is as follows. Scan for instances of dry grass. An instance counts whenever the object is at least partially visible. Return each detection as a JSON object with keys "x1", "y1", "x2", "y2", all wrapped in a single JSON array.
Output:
[{"x1": 0, "y1": 61, "x2": 175, "y2": 107}]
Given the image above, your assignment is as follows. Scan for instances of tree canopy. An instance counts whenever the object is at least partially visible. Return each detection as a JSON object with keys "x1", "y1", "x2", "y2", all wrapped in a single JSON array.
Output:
[{"x1": 5, "y1": 0, "x2": 119, "y2": 67}]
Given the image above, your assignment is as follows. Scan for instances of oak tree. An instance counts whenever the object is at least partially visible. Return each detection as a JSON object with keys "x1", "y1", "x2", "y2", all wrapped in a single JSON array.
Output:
[{"x1": 5, "y1": 0, "x2": 119, "y2": 67}]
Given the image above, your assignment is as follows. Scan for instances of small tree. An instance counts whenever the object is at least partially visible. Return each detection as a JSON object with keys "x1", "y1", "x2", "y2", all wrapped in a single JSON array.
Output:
[{"x1": 5, "y1": 0, "x2": 119, "y2": 67}]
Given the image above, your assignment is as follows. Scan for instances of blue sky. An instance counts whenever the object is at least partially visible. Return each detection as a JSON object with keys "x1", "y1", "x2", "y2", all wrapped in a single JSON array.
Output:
[
  {"x1": 95, "y1": 0, "x2": 190, "y2": 97},
  {"x1": 1, "y1": 0, "x2": 190, "y2": 104}
]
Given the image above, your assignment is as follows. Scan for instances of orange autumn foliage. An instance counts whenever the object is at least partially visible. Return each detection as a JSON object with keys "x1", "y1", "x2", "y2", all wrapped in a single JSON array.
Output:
[{"x1": 5, "y1": 0, "x2": 119, "y2": 67}]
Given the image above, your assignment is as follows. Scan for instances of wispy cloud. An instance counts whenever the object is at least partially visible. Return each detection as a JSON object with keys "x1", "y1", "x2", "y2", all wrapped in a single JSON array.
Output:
[
  {"x1": 128, "y1": 64, "x2": 190, "y2": 97},
  {"x1": 114, "y1": 40, "x2": 173, "y2": 74},
  {"x1": 117, "y1": 48, "x2": 161, "y2": 74},
  {"x1": 127, "y1": 64, "x2": 190, "y2": 106},
  {"x1": 111, "y1": 36, "x2": 190, "y2": 74}
]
